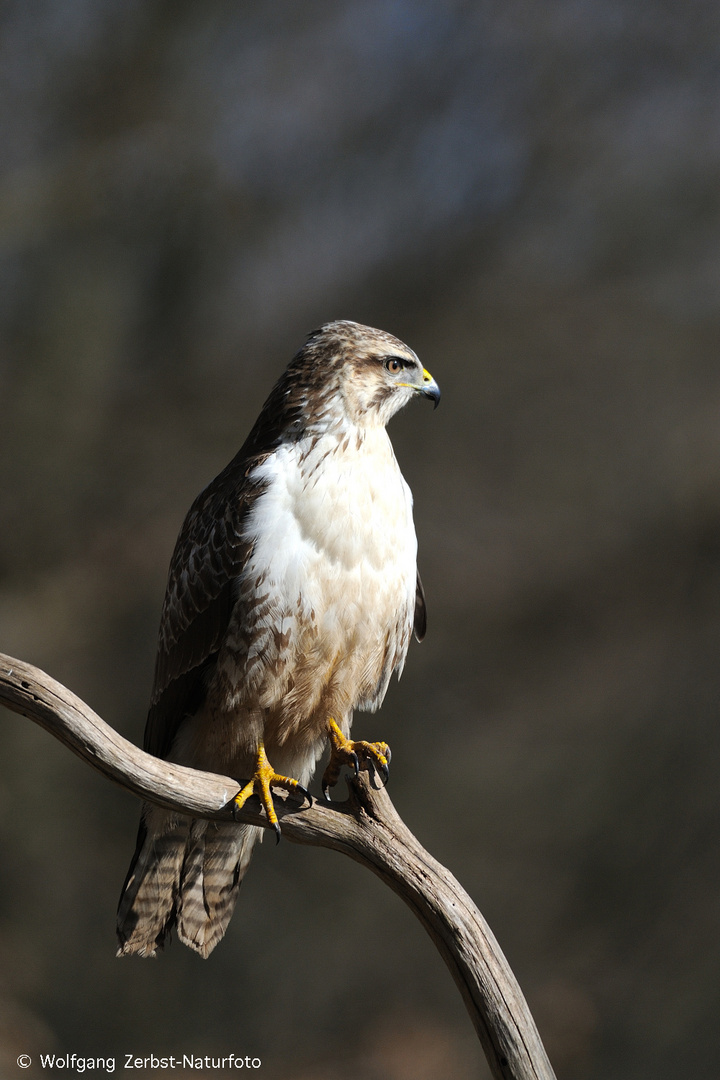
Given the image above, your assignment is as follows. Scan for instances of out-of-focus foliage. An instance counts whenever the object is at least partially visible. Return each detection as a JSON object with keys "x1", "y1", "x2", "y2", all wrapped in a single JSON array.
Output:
[{"x1": 1, "y1": 2, "x2": 720, "y2": 1078}]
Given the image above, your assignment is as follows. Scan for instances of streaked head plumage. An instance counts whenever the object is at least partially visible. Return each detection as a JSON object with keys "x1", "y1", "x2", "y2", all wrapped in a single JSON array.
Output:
[{"x1": 292, "y1": 320, "x2": 439, "y2": 428}]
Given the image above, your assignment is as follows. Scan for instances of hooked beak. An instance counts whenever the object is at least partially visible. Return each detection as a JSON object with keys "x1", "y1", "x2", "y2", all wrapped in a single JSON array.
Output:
[{"x1": 419, "y1": 368, "x2": 441, "y2": 409}]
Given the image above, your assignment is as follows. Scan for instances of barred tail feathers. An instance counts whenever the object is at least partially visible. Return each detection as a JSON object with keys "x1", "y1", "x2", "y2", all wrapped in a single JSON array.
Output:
[{"x1": 116, "y1": 804, "x2": 260, "y2": 959}]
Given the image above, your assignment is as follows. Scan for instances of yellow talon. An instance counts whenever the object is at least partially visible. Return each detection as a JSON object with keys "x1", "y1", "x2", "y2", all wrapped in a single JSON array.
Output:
[
  {"x1": 322, "y1": 718, "x2": 391, "y2": 800},
  {"x1": 233, "y1": 743, "x2": 311, "y2": 841}
]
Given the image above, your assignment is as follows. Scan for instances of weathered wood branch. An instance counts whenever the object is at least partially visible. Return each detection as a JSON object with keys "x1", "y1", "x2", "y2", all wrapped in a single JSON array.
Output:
[{"x1": 0, "y1": 652, "x2": 555, "y2": 1080}]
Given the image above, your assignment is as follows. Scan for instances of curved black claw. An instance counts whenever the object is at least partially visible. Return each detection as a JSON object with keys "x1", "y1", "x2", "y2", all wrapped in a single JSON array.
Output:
[
  {"x1": 273, "y1": 821, "x2": 281, "y2": 845},
  {"x1": 350, "y1": 751, "x2": 360, "y2": 779},
  {"x1": 295, "y1": 783, "x2": 312, "y2": 808}
]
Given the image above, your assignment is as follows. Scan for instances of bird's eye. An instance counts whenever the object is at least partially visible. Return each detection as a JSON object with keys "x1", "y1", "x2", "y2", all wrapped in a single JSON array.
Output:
[{"x1": 385, "y1": 357, "x2": 404, "y2": 375}]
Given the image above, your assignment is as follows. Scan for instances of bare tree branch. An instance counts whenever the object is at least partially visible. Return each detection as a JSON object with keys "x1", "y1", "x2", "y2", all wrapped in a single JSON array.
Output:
[{"x1": 0, "y1": 652, "x2": 556, "y2": 1080}]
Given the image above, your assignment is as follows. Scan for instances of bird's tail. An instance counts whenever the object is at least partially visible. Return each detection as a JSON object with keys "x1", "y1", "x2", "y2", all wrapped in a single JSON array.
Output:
[{"x1": 116, "y1": 804, "x2": 260, "y2": 958}]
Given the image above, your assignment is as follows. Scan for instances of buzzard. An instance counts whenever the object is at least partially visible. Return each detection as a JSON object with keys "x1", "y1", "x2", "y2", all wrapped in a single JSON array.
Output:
[{"x1": 116, "y1": 320, "x2": 440, "y2": 957}]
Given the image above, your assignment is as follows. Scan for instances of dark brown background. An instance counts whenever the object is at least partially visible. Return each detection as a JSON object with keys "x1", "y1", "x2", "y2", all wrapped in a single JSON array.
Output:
[{"x1": 1, "y1": 3, "x2": 719, "y2": 1077}]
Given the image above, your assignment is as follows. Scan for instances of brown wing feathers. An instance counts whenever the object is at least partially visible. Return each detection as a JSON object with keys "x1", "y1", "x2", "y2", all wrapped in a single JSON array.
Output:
[
  {"x1": 414, "y1": 571, "x2": 427, "y2": 643},
  {"x1": 143, "y1": 459, "x2": 258, "y2": 759}
]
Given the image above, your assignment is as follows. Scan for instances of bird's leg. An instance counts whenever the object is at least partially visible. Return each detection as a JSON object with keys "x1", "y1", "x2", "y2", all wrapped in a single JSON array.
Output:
[
  {"x1": 233, "y1": 742, "x2": 311, "y2": 842},
  {"x1": 321, "y1": 717, "x2": 391, "y2": 801}
]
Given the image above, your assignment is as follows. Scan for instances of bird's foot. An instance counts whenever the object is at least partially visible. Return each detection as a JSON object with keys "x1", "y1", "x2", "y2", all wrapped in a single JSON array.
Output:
[
  {"x1": 321, "y1": 718, "x2": 391, "y2": 801},
  {"x1": 233, "y1": 743, "x2": 311, "y2": 842}
]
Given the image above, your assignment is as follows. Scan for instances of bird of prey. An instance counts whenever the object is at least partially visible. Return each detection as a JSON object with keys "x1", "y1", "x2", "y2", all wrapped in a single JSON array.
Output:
[{"x1": 116, "y1": 320, "x2": 440, "y2": 958}]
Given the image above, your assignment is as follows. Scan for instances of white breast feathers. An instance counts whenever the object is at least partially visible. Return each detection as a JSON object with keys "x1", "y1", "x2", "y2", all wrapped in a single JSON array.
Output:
[{"x1": 231, "y1": 424, "x2": 418, "y2": 717}]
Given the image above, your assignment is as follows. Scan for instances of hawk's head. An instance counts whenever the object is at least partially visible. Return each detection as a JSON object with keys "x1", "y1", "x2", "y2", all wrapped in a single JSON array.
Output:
[
  {"x1": 246, "y1": 321, "x2": 439, "y2": 455},
  {"x1": 297, "y1": 320, "x2": 440, "y2": 429}
]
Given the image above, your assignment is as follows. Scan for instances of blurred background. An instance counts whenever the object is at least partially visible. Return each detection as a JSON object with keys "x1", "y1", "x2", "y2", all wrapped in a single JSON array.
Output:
[{"x1": 1, "y1": 2, "x2": 720, "y2": 1077}]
